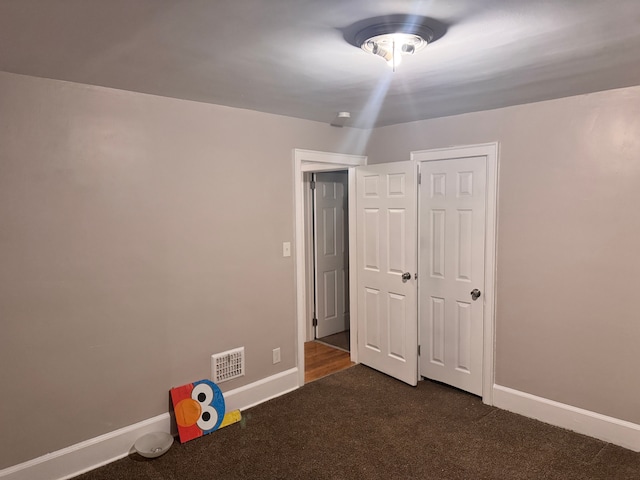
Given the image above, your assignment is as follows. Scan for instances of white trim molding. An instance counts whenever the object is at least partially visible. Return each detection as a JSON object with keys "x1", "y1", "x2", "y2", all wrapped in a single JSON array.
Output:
[
  {"x1": 493, "y1": 385, "x2": 640, "y2": 452},
  {"x1": 295, "y1": 148, "x2": 367, "y2": 168},
  {"x1": 224, "y1": 367, "x2": 298, "y2": 411},
  {"x1": 411, "y1": 142, "x2": 499, "y2": 406},
  {"x1": 0, "y1": 368, "x2": 299, "y2": 480},
  {"x1": 0, "y1": 414, "x2": 173, "y2": 480},
  {"x1": 293, "y1": 149, "x2": 367, "y2": 387}
]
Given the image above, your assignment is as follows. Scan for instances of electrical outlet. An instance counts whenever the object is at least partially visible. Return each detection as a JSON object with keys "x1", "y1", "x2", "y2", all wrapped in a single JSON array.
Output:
[{"x1": 272, "y1": 347, "x2": 281, "y2": 364}]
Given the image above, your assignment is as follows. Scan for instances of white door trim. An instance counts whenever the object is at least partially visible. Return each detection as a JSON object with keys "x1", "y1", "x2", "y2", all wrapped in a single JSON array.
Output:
[
  {"x1": 411, "y1": 143, "x2": 499, "y2": 405},
  {"x1": 294, "y1": 149, "x2": 367, "y2": 387}
]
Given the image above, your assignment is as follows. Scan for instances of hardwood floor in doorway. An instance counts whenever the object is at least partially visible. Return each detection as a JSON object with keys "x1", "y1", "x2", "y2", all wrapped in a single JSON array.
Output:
[
  {"x1": 317, "y1": 330, "x2": 350, "y2": 352},
  {"x1": 304, "y1": 341, "x2": 354, "y2": 383}
]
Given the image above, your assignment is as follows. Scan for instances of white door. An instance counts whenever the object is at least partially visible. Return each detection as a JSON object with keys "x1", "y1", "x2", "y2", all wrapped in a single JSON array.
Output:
[
  {"x1": 356, "y1": 161, "x2": 418, "y2": 386},
  {"x1": 419, "y1": 156, "x2": 486, "y2": 395},
  {"x1": 314, "y1": 172, "x2": 349, "y2": 338}
]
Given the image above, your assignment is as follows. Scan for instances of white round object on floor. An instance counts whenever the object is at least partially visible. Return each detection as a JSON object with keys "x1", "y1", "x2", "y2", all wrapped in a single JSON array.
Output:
[{"x1": 134, "y1": 432, "x2": 174, "y2": 458}]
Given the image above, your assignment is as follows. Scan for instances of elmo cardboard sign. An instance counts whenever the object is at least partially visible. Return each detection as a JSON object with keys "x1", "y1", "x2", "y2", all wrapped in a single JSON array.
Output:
[{"x1": 170, "y1": 379, "x2": 226, "y2": 443}]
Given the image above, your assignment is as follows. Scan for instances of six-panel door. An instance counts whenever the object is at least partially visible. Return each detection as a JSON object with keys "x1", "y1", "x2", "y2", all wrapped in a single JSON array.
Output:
[
  {"x1": 314, "y1": 172, "x2": 350, "y2": 338},
  {"x1": 418, "y1": 157, "x2": 486, "y2": 395},
  {"x1": 356, "y1": 161, "x2": 418, "y2": 386}
]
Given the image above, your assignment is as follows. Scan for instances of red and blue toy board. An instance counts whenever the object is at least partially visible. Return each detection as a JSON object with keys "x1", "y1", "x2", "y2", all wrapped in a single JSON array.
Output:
[{"x1": 170, "y1": 379, "x2": 225, "y2": 443}]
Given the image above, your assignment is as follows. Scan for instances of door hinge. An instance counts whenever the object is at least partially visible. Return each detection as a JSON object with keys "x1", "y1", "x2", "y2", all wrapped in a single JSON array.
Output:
[
  {"x1": 418, "y1": 345, "x2": 421, "y2": 356},
  {"x1": 417, "y1": 169, "x2": 421, "y2": 185},
  {"x1": 310, "y1": 180, "x2": 316, "y2": 190},
  {"x1": 312, "y1": 316, "x2": 318, "y2": 327}
]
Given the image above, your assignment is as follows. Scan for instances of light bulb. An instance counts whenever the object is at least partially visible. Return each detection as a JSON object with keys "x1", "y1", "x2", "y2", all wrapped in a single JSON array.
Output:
[
  {"x1": 359, "y1": 25, "x2": 432, "y2": 71},
  {"x1": 390, "y1": 38, "x2": 405, "y2": 69},
  {"x1": 363, "y1": 32, "x2": 428, "y2": 71},
  {"x1": 386, "y1": 51, "x2": 402, "y2": 69}
]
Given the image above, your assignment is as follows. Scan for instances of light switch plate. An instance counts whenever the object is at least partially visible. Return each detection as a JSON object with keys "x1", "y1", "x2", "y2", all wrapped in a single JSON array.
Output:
[{"x1": 282, "y1": 242, "x2": 291, "y2": 257}]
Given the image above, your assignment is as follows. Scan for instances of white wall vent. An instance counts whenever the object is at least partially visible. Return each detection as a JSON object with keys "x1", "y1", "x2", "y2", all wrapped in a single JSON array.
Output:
[{"x1": 211, "y1": 347, "x2": 245, "y2": 383}]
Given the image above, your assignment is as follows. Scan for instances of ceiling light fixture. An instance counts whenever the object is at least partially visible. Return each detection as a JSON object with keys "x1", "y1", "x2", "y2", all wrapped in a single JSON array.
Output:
[{"x1": 354, "y1": 22, "x2": 434, "y2": 71}]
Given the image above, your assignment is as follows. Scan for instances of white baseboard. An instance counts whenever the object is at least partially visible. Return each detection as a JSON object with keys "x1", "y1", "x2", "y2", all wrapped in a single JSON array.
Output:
[
  {"x1": 0, "y1": 367, "x2": 299, "y2": 480},
  {"x1": 223, "y1": 367, "x2": 299, "y2": 412},
  {"x1": 0, "y1": 414, "x2": 173, "y2": 480},
  {"x1": 493, "y1": 384, "x2": 640, "y2": 452}
]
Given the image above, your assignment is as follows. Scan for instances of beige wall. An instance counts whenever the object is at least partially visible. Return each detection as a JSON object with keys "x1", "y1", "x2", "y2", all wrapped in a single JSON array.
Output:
[
  {"x1": 3, "y1": 69, "x2": 640, "y2": 471},
  {"x1": 367, "y1": 86, "x2": 640, "y2": 425},
  {"x1": 0, "y1": 71, "x2": 363, "y2": 469}
]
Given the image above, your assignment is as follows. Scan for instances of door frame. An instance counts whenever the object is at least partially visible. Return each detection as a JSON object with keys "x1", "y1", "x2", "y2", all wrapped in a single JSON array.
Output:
[
  {"x1": 411, "y1": 143, "x2": 499, "y2": 405},
  {"x1": 294, "y1": 149, "x2": 367, "y2": 387}
]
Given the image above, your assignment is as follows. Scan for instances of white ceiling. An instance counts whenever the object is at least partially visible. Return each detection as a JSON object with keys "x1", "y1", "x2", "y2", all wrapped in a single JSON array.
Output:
[{"x1": 2, "y1": 0, "x2": 640, "y2": 128}]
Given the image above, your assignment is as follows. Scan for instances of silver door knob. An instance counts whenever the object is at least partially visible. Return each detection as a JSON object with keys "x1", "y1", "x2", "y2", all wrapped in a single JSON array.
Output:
[
  {"x1": 401, "y1": 272, "x2": 411, "y2": 282},
  {"x1": 470, "y1": 289, "x2": 481, "y2": 301}
]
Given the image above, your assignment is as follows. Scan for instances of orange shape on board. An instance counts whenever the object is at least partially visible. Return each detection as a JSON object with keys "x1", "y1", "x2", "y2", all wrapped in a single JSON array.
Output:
[{"x1": 175, "y1": 398, "x2": 201, "y2": 427}]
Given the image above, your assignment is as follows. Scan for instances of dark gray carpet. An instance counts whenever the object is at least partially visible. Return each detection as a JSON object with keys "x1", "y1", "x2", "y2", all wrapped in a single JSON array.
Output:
[
  {"x1": 318, "y1": 330, "x2": 350, "y2": 352},
  {"x1": 74, "y1": 365, "x2": 640, "y2": 479}
]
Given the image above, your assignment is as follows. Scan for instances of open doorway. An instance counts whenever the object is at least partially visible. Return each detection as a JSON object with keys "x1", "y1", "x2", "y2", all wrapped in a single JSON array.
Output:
[
  {"x1": 310, "y1": 171, "x2": 350, "y2": 352},
  {"x1": 303, "y1": 171, "x2": 353, "y2": 383},
  {"x1": 294, "y1": 149, "x2": 366, "y2": 386}
]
